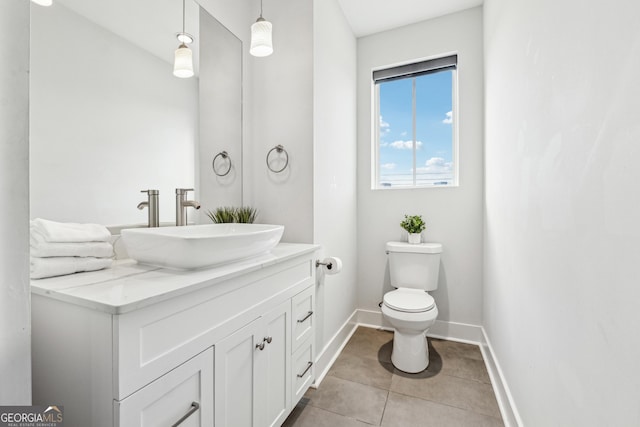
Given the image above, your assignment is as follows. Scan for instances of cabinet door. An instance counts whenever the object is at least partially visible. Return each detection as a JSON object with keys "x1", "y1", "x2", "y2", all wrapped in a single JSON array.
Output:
[
  {"x1": 117, "y1": 347, "x2": 213, "y2": 427},
  {"x1": 214, "y1": 301, "x2": 292, "y2": 427},
  {"x1": 214, "y1": 318, "x2": 261, "y2": 427},
  {"x1": 259, "y1": 300, "x2": 291, "y2": 427}
]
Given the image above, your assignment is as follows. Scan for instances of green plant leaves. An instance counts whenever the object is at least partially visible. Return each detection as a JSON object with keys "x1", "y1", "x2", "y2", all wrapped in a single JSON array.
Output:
[
  {"x1": 400, "y1": 214, "x2": 426, "y2": 234},
  {"x1": 206, "y1": 206, "x2": 259, "y2": 224}
]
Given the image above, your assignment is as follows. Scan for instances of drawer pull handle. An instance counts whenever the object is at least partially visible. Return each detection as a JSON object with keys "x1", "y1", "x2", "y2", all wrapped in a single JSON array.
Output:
[
  {"x1": 297, "y1": 361, "x2": 313, "y2": 378},
  {"x1": 264, "y1": 336, "x2": 273, "y2": 344},
  {"x1": 297, "y1": 311, "x2": 313, "y2": 323},
  {"x1": 171, "y1": 401, "x2": 200, "y2": 427},
  {"x1": 256, "y1": 341, "x2": 266, "y2": 351}
]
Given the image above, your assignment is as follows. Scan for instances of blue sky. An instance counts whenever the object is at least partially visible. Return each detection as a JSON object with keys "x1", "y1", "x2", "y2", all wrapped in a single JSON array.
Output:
[{"x1": 378, "y1": 70, "x2": 453, "y2": 185}]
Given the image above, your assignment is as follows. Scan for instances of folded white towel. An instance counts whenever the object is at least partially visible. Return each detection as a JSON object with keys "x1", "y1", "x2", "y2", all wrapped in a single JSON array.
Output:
[
  {"x1": 31, "y1": 231, "x2": 114, "y2": 258},
  {"x1": 30, "y1": 256, "x2": 113, "y2": 279},
  {"x1": 31, "y1": 218, "x2": 111, "y2": 243}
]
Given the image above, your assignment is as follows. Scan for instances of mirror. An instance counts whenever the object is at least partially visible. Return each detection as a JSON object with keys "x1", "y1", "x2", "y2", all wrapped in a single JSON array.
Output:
[{"x1": 29, "y1": 0, "x2": 242, "y2": 226}]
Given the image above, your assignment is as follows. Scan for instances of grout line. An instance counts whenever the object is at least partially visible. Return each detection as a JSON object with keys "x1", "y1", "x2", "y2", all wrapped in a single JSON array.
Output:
[
  {"x1": 378, "y1": 390, "x2": 390, "y2": 426},
  {"x1": 301, "y1": 402, "x2": 378, "y2": 426},
  {"x1": 387, "y1": 385, "x2": 504, "y2": 422},
  {"x1": 388, "y1": 390, "x2": 505, "y2": 423}
]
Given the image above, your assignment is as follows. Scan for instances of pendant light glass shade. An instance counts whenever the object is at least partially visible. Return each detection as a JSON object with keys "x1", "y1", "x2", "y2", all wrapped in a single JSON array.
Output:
[
  {"x1": 31, "y1": 0, "x2": 53, "y2": 6},
  {"x1": 250, "y1": 18, "x2": 273, "y2": 57},
  {"x1": 173, "y1": 44, "x2": 194, "y2": 78},
  {"x1": 173, "y1": 0, "x2": 194, "y2": 78}
]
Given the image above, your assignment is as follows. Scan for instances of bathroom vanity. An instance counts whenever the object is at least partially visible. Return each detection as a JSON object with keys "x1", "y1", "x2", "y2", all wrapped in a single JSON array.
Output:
[{"x1": 31, "y1": 243, "x2": 318, "y2": 427}]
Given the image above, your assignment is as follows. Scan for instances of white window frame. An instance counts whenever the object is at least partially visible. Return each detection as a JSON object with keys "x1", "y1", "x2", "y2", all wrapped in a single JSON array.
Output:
[{"x1": 372, "y1": 54, "x2": 459, "y2": 190}]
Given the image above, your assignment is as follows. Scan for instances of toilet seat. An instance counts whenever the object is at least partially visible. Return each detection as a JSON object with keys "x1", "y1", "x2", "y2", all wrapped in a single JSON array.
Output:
[{"x1": 383, "y1": 288, "x2": 435, "y2": 313}]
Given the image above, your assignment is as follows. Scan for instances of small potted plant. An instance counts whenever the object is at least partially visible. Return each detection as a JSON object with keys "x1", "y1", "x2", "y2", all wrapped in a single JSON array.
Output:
[
  {"x1": 400, "y1": 214, "x2": 426, "y2": 244},
  {"x1": 206, "y1": 206, "x2": 259, "y2": 224},
  {"x1": 206, "y1": 206, "x2": 236, "y2": 224}
]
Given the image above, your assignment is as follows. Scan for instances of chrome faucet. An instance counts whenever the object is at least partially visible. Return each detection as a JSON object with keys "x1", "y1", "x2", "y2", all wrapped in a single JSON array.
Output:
[
  {"x1": 137, "y1": 189, "x2": 159, "y2": 227},
  {"x1": 175, "y1": 188, "x2": 201, "y2": 226}
]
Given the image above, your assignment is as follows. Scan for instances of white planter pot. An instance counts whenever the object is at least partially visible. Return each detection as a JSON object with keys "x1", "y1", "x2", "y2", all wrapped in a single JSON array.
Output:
[{"x1": 407, "y1": 233, "x2": 421, "y2": 244}]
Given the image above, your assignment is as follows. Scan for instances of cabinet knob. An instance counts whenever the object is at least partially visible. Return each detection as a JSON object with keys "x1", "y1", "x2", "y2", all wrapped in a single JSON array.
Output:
[
  {"x1": 264, "y1": 336, "x2": 273, "y2": 344},
  {"x1": 256, "y1": 341, "x2": 266, "y2": 351}
]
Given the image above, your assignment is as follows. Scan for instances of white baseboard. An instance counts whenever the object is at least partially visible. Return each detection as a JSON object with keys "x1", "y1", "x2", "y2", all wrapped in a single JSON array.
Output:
[
  {"x1": 313, "y1": 308, "x2": 519, "y2": 426},
  {"x1": 479, "y1": 328, "x2": 523, "y2": 427},
  {"x1": 312, "y1": 310, "x2": 358, "y2": 388},
  {"x1": 356, "y1": 309, "x2": 483, "y2": 344}
]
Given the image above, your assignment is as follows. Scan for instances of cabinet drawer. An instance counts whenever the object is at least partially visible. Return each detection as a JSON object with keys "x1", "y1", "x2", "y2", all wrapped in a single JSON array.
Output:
[
  {"x1": 292, "y1": 338, "x2": 314, "y2": 404},
  {"x1": 291, "y1": 286, "x2": 314, "y2": 352},
  {"x1": 116, "y1": 347, "x2": 214, "y2": 427}
]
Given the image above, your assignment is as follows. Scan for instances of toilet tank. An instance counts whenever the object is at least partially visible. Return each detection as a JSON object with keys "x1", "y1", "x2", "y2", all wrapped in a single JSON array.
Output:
[{"x1": 386, "y1": 242, "x2": 442, "y2": 291}]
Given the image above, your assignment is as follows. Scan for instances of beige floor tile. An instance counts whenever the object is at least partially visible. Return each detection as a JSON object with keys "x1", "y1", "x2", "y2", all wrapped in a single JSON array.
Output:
[
  {"x1": 305, "y1": 376, "x2": 389, "y2": 425},
  {"x1": 430, "y1": 338, "x2": 484, "y2": 361},
  {"x1": 341, "y1": 327, "x2": 393, "y2": 363},
  {"x1": 381, "y1": 392, "x2": 504, "y2": 427},
  {"x1": 390, "y1": 370, "x2": 501, "y2": 419},
  {"x1": 439, "y1": 353, "x2": 491, "y2": 384},
  {"x1": 328, "y1": 351, "x2": 394, "y2": 390},
  {"x1": 427, "y1": 339, "x2": 491, "y2": 384},
  {"x1": 283, "y1": 401, "x2": 371, "y2": 427}
]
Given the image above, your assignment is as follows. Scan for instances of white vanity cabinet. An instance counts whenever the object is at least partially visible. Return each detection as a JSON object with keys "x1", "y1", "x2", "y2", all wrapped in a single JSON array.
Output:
[
  {"x1": 116, "y1": 347, "x2": 214, "y2": 427},
  {"x1": 215, "y1": 300, "x2": 291, "y2": 427},
  {"x1": 31, "y1": 244, "x2": 318, "y2": 427}
]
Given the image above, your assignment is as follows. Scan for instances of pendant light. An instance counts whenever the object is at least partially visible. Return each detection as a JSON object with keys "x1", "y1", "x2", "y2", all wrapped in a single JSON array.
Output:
[
  {"x1": 31, "y1": 0, "x2": 53, "y2": 6},
  {"x1": 250, "y1": 0, "x2": 273, "y2": 57},
  {"x1": 173, "y1": 0, "x2": 194, "y2": 78}
]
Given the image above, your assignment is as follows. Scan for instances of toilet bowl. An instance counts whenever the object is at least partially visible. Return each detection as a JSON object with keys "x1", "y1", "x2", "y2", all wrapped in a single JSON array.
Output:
[
  {"x1": 382, "y1": 288, "x2": 438, "y2": 373},
  {"x1": 382, "y1": 241, "x2": 442, "y2": 373}
]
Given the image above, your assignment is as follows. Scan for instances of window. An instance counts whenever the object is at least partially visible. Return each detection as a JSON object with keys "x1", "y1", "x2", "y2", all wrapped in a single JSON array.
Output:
[{"x1": 373, "y1": 55, "x2": 458, "y2": 189}]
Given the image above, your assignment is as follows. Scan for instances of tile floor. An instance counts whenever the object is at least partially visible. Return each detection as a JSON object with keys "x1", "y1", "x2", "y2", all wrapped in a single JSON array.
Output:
[{"x1": 282, "y1": 327, "x2": 504, "y2": 427}]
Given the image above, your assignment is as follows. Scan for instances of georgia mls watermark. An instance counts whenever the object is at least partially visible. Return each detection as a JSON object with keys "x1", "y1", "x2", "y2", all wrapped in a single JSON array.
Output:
[{"x1": 0, "y1": 406, "x2": 63, "y2": 427}]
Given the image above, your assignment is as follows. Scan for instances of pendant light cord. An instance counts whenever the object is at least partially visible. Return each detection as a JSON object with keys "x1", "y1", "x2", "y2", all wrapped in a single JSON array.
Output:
[
  {"x1": 260, "y1": 0, "x2": 264, "y2": 19},
  {"x1": 182, "y1": 0, "x2": 186, "y2": 34}
]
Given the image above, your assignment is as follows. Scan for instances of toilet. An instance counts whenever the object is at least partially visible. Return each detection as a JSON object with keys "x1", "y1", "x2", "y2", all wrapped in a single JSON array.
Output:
[{"x1": 381, "y1": 241, "x2": 442, "y2": 373}]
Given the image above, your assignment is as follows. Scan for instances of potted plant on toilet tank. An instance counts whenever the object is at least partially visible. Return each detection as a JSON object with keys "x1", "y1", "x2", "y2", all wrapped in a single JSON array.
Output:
[{"x1": 400, "y1": 214, "x2": 426, "y2": 244}]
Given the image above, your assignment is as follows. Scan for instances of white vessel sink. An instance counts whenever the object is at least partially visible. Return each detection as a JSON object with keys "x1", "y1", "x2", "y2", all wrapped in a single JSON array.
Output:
[{"x1": 121, "y1": 224, "x2": 285, "y2": 269}]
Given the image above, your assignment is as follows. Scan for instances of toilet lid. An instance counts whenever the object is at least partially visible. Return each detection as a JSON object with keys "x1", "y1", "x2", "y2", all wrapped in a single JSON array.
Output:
[{"x1": 383, "y1": 288, "x2": 435, "y2": 313}]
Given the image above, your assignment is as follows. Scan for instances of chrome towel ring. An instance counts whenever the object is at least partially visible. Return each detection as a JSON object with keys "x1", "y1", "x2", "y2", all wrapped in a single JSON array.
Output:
[
  {"x1": 212, "y1": 151, "x2": 232, "y2": 177},
  {"x1": 266, "y1": 145, "x2": 289, "y2": 173}
]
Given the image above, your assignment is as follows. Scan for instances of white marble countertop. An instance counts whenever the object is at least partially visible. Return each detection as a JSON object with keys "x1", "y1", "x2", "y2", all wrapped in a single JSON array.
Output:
[{"x1": 31, "y1": 243, "x2": 319, "y2": 315}]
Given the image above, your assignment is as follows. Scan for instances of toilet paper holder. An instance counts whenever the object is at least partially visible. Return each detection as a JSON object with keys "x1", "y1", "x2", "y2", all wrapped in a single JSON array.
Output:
[
  {"x1": 315, "y1": 259, "x2": 335, "y2": 270},
  {"x1": 316, "y1": 257, "x2": 342, "y2": 275}
]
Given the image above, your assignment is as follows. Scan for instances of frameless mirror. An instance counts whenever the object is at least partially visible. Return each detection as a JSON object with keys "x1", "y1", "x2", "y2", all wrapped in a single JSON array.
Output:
[{"x1": 29, "y1": 0, "x2": 242, "y2": 226}]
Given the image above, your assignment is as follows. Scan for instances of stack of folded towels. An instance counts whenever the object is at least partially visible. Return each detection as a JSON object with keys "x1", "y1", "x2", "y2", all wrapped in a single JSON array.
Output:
[{"x1": 30, "y1": 218, "x2": 114, "y2": 279}]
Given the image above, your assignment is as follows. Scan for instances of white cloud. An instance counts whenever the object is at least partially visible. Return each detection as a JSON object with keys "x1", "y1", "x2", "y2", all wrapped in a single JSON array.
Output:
[
  {"x1": 379, "y1": 116, "x2": 390, "y2": 133},
  {"x1": 442, "y1": 111, "x2": 453, "y2": 124},
  {"x1": 390, "y1": 140, "x2": 423, "y2": 150},
  {"x1": 416, "y1": 157, "x2": 453, "y2": 173},
  {"x1": 380, "y1": 163, "x2": 396, "y2": 170},
  {"x1": 401, "y1": 131, "x2": 408, "y2": 136}
]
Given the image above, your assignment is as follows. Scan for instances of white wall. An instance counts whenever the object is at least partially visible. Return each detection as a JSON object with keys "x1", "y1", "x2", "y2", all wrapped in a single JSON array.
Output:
[
  {"x1": 195, "y1": 0, "x2": 254, "y2": 224},
  {"x1": 197, "y1": 8, "x2": 243, "y2": 215},
  {"x1": 0, "y1": 0, "x2": 31, "y2": 404},
  {"x1": 484, "y1": 0, "x2": 640, "y2": 424},
  {"x1": 248, "y1": 0, "x2": 314, "y2": 243},
  {"x1": 30, "y1": 4, "x2": 197, "y2": 226},
  {"x1": 357, "y1": 8, "x2": 484, "y2": 325},
  {"x1": 312, "y1": 0, "x2": 358, "y2": 359}
]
